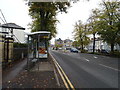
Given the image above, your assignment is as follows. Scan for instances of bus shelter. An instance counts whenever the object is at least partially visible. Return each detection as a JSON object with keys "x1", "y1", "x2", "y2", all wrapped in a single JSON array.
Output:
[{"x1": 27, "y1": 31, "x2": 50, "y2": 70}]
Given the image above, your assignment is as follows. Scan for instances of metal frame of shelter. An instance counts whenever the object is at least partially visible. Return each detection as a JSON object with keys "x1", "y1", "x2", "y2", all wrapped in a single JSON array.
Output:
[{"x1": 27, "y1": 31, "x2": 50, "y2": 71}]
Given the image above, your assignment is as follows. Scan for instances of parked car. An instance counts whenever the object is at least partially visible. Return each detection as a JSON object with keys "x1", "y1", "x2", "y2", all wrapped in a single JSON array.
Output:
[
  {"x1": 70, "y1": 48, "x2": 79, "y2": 53},
  {"x1": 58, "y1": 47, "x2": 62, "y2": 50},
  {"x1": 66, "y1": 47, "x2": 71, "y2": 50},
  {"x1": 100, "y1": 49, "x2": 110, "y2": 54}
]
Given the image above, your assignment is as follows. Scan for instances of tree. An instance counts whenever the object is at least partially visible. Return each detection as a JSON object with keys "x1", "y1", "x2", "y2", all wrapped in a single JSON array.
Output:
[
  {"x1": 97, "y1": 0, "x2": 120, "y2": 52},
  {"x1": 73, "y1": 20, "x2": 90, "y2": 51},
  {"x1": 72, "y1": 41, "x2": 80, "y2": 48},
  {"x1": 28, "y1": 2, "x2": 70, "y2": 39},
  {"x1": 87, "y1": 9, "x2": 100, "y2": 53},
  {"x1": 116, "y1": 22, "x2": 120, "y2": 45}
]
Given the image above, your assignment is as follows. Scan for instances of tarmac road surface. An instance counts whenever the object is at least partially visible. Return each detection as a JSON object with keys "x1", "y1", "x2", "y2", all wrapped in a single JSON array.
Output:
[{"x1": 50, "y1": 50, "x2": 119, "y2": 88}]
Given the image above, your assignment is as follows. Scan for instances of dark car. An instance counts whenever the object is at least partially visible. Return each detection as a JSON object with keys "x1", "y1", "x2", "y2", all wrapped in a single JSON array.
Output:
[
  {"x1": 66, "y1": 47, "x2": 71, "y2": 50},
  {"x1": 70, "y1": 48, "x2": 79, "y2": 53},
  {"x1": 100, "y1": 49, "x2": 109, "y2": 54}
]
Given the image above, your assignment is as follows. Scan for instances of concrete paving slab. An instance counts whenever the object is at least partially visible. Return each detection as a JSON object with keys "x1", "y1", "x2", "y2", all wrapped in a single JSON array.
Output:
[{"x1": 31, "y1": 62, "x2": 54, "y2": 72}]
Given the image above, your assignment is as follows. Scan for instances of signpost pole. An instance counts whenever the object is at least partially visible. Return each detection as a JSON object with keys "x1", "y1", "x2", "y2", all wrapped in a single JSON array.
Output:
[
  {"x1": 27, "y1": 35, "x2": 29, "y2": 71},
  {"x1": 38, "y1": 34, "x2": 40, "y2": 71}
]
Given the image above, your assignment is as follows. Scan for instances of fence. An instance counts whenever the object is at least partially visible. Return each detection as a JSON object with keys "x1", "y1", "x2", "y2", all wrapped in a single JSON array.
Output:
[{"x1": 13, "y1": 48, "x2": 27, "y2": 61}]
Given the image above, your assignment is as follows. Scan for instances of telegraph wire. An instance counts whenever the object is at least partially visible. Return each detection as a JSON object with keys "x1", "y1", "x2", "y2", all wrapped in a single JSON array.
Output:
[
  {"x1": 0, "y1": 9, "x2": 21, "y2": 43},
  {"x1": 0, "y1": 9, "x2": 7, "y2": 23},
  {"x1": 0, "y1": 16, "x2": 5, "y2": 24}
]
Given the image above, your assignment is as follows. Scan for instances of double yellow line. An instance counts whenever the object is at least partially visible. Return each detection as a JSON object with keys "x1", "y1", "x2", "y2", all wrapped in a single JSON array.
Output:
[{"x1": 50, "y1": 53, "x2": 75, "y2": 90}]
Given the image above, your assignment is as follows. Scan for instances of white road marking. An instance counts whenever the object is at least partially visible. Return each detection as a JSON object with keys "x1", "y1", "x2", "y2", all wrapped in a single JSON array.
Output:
[
  {"x1": 99, "y1": 64, "x2": 119, "y2": 71},
  {"x1": 94, "y1": 56, "x2": 98, "y2": 59},
  {"x1": 84, "y1": 58, "x2": 90, "y2": 62}
]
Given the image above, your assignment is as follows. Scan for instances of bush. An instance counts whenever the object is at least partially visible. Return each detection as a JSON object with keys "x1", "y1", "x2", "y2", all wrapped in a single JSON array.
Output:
[
  {"x1": 13, "y1": 48, "x2": 27, "y2": 61},
  {"x1": 109, "y1": 50, "x2": 120, "y2": 57},
  {"x1": 81, "y1": 49, "x2": 88, "y2": 53},
  {"x1": 13, "y1": 43, "x2": 28, "y2": 61}
]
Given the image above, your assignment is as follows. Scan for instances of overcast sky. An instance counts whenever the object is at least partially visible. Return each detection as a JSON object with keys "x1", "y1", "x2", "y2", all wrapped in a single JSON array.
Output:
[{"x1": 0, "y1": 0, "x2": 103, "y2": 44}]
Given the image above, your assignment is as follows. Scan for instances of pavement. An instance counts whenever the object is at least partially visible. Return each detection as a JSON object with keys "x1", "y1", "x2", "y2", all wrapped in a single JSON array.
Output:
[
  {"x1": 2, "y1": 56, "x2": 65, "y2": 89},
  {"x1": 3, "y1": 71, "x2": 58, "y2": 88},
  {"x1": 51, "y1": 50, "x2": 119, "y2": 88},
  {"x1": 3, "y1": 59, "x2": 27, "y2": 84},
  {"x1": 0, "y1": 63, "x2": 2, "y2": 90}
]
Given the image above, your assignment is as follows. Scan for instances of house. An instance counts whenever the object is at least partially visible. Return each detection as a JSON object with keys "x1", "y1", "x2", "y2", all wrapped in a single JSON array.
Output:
[
  {"x1": 0, "y1": 23, "x2": 25, "y2": 43},
  {"x1": 55, "y1": 38, "x2": 63, "y2": 48},
  {"x1": 63, "y1": 39, "x2": 73, "y2": 49},
  {"x1": 64, "y1": 39, "x2": 73, "y2": 47},
  {"x1": 86, "y1": 36, "x2": 120, "y2": 52},
  {"x1": 54, "y1": 38, "x2": 73, "y2": 50},
  {"x1": 13, "y1": 29, "x2": 25, "y2": 43},
  {"x1": 0, "y1": 23, "x2": 26, "y2": 66}
]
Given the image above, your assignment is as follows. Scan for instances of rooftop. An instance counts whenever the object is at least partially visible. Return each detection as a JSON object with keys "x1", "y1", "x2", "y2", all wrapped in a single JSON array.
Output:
[{"x1": 0, "y1": 23, "x2": 25, "y2": 30}]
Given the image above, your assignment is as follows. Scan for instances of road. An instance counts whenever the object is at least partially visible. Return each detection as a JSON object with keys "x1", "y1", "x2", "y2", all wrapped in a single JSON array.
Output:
[{"x1": 50, "y1": 50, "x2": 119, "y2": 88}]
